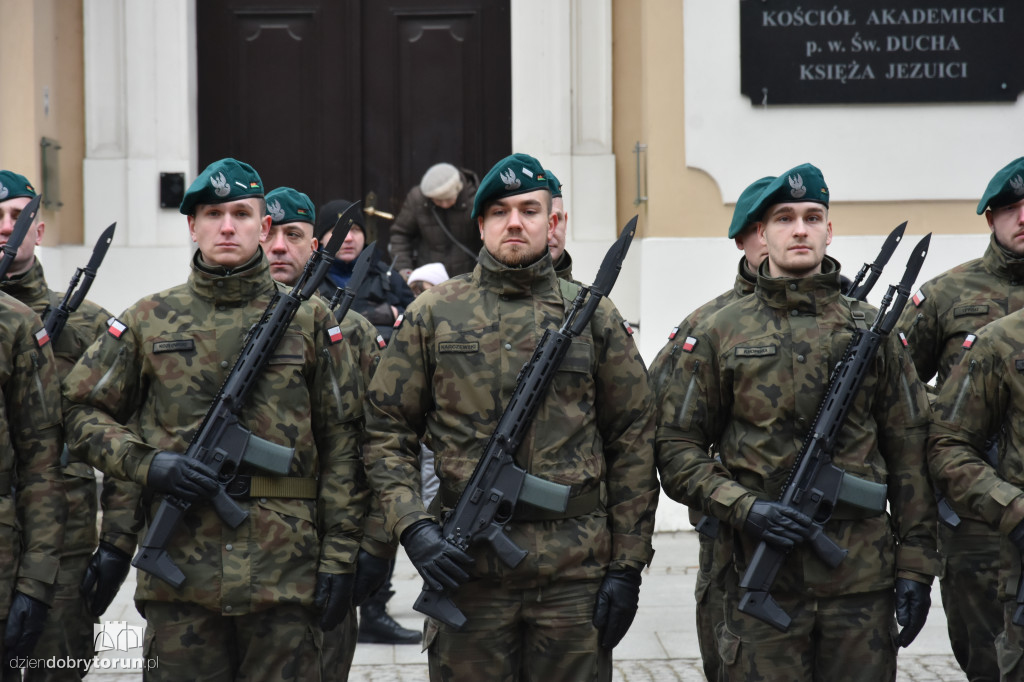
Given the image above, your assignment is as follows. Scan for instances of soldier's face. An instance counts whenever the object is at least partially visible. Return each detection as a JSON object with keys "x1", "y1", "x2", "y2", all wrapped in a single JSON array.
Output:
[
  {"x1": 757, "y1": 202, "x2": 832, "y2": 279},
  {"x1": 987, "y1": 198, "x2": 1024, "y2": 256},
  {"x1": 262, "y1": 221, "x2": 314, "y2": 286},
  {"x1": 735, "y1": 223, "x2": 768, "y2": 271},
  {"x1": 0, "y1": 196, "x2": 45, "y2": 277},
  {"x1": 478, "y1": 190, "x2": 554, "y2": 267},
  {"x1": 549, "y1": 196, "x2": 567, "y2": 261},
  {"x1": 188, "y1": 198, "x2": 270, "y2": 270}
]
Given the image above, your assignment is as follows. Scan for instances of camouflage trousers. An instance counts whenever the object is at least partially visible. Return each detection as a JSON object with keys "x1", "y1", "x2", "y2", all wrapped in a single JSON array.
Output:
[
  {"x1": 719, "y1": 572, "x2": 897, "y2": 681},
  {"x1": 694, "y1": 528, "x2": 725, "y2": 682},
  {"x1": 939, "y1": 519, "x2": 1001, "y2": 682},
  {"x1": 320, "y1": 605, "x2": 357, "y2": 681},
  {"x1": 425, "y1": 578, "x2": 611, "y2": 682},
  {"x1": 23, "y1": 554, "x2": 95, "y2": 681},
  {"x1": 140, "y1": 601, "x2": 322, "y2": 682}
]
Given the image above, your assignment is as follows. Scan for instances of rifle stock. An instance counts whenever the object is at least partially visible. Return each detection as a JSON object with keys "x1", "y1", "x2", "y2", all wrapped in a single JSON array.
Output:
[{"x1": 413, "y1": 218, "x2": 638, "y2": 628}]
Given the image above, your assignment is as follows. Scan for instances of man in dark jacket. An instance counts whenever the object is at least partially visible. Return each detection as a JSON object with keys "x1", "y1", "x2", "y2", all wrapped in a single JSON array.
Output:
[
  {"x1": 317, "y1": 200, "x2": 415, "y2": 343},
  {"x1": 389, "y1": 163, "x2": 481, "y2": 278}
]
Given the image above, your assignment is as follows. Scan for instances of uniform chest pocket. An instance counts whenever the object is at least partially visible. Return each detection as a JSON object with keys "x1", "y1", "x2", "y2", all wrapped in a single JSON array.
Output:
[{"x1": 268, "y1": 332, "x2": 307, "y2": 366}]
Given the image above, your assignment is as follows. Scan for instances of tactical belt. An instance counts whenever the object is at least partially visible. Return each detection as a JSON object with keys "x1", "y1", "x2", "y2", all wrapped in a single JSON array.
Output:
[
  {"x1": 439, "y1": 486, "x2": 601, "y2": 522},
  {"x1": 225, "y1": 475, "x2": 317, "y2": 500}
]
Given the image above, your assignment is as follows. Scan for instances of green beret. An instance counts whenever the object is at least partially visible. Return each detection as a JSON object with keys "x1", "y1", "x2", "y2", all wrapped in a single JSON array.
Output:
[
  {"x1": 266, "y1": 187, "x2": 315, "y2": 226},
  {"x1": 472, "y1": 153, "x2": 550, "y2": 219},
  {"x1": 745, "y1": 163, "x2": 829, "y2": 225},
  {"x1": 545, "y1": 169, "x2": 563, "y2": 198},
  {"x1": 977, "y1": 156, "x2": 1024, "y2": 214},
  {"x1": 728, "y1": 176, "x2": 775, "y2": 238},
  {"x1": 179, "y1": 158, "x2": 263, "y2": 215},
  {"x1": 0, "y1": 171, "x2": 37, "y2": 201}
]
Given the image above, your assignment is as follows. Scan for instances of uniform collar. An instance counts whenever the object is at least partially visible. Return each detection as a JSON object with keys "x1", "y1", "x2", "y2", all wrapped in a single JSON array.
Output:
[
  {"x1": 554, "y1": 250, "x2": 574, "y2": 282},
  {"x1": 734, "y1": 257, "x2": 757, "y2": 297},
  {"x1": 755, "y1": 255, "x2": 842, "y2": 313},
  {"x1": 474, "y1": 247, "x2": 560, "y2": 299},
  {"x1": 983, "y1": 235, "x2": 1024, "y2": 282},
  {"x1": 188, "y1": 248, "x2": 275, "y2": 305},
  {"x1": 0, "y1": 256, "x2": 50, "y2": 306}
]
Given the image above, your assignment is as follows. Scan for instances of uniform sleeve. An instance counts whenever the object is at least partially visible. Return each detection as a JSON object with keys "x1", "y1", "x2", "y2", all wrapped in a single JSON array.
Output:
[
  {"x1": 387, "y1": 191, "x2": 421, "y2": 273},
  {"x1": 313, "y1": 308, "x2": 370, "y2": 574},
  {"x1": 928, "y1": 335, "x2": 1024, "y2": 534},
  {"x1": 655, "y1": 330, "x2": 756, "y2": 530},
  {"x1": 875, "y1": 334, "x2": 942, "y2": 581},
  {"x1": 364, "y1": 306, "x2": 434, "y2": 539},
  {"x1": 62, "y1": 317, "x2": 156, "y2": 485},
  {"x1": 897, "y1": 285, "x2": 940, "y2": 385},
  {"x1": 593, "y1": 303, "x2": 659, "y2": 571},
  {"x1": 10, "y1": 323, "x2": 66, "y2": 603}
]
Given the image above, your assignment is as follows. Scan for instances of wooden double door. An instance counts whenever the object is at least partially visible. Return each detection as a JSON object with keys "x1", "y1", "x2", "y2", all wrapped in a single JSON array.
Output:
[{"x1": 197, "y1": 0, "x2": 511, "y2": 243}]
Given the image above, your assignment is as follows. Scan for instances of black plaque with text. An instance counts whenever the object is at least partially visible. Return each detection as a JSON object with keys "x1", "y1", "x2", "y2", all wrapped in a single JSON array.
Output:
[{"x1": 740, "y1": 1, "x2": 1022, "y2": 105}]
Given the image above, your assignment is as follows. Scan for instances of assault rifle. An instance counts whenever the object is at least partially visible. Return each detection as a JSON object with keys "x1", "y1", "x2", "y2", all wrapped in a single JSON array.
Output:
[
  {"x1": 738, "y1": 232, "x2": 931, "y2": 631},
  {"x1": 327, "y1": 241, "x2": 377, "y2": 323},
  {"x1": 695, "y1": 223, "x2": 909, "y2": 542},
  {"x1": 132, "y1": 202, "x2": 360, "y2": 588},
  {"x1": 413, "y1": 217, "x2": 639, "y2": 629},
  {"x1": 0, "y1": 194, "x2": 41, "y2": 281},
  {"x1": 43, "y1": 223, "x2": 116, "y2": 344}
]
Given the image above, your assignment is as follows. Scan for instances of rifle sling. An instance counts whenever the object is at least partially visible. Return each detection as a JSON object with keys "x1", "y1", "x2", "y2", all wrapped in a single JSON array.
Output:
[
  {"x1": 225, "y1": 475, "x2": 317, "y2": 500},
  {"x1": 438, "y1": 486, "x2": 601, "y2": 522}
]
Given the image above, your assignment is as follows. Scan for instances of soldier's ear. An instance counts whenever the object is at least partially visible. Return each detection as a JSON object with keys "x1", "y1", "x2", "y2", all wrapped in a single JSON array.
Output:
[
  {"x1": 756, "y1": 222, "x2": 767, "y2": 246},
  {"x1": 478, "y1": 216, "x2": 485, "y2": 239},
  {"x1": 825, "y1": 221, "x2": 833, "y2": 246},
  {"x1": 986, "y1": 209, "x2": 996, "y2": 231},
  {"x1": 187, "y1": 215, "x2": 198, "y2": 243}
]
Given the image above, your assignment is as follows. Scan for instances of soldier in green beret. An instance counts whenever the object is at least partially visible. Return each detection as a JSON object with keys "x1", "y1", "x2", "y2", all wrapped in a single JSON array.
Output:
[
  {"x1": 900, "y1": 156, "x2": 1024, "y2": 681},
  {"x1": 62, "y1": 159, "x2": 368, "y2": 680},
  {"x1": 0, "y1": 173, "x2": 67, "y2": 676},
  {"x1": 0, "y1": 170, "x2": 141, "y2": 681},
  {"x1": 647, "y1": 174, "x2": 772, "y2": 681},
  {"x1": 543, "y1": 169, "x2": 574, "y2": 282},
  {"x1": 657, "y1": 163, "x2": 940, "y2": 680},
  {"x1": 365, "y1": 152, "x2": 659, "y2": 680}
]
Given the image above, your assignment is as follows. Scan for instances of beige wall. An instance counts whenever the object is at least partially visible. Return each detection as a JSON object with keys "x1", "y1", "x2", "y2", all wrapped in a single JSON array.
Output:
[
  {"x1": 611, "y1": 0, "x2": 984, "y2": 241},
  {"x1": 0, "y1": 0, "x2": 84, "y2": 245}
]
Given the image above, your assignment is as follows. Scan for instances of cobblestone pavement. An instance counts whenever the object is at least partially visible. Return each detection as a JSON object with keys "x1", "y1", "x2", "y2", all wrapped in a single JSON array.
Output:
[{"x1": 85, "y1": 529, "x2": 970, "y2": 681}]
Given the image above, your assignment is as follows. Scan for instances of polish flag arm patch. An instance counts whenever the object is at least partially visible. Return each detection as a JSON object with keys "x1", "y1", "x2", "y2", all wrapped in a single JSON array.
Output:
[
  {"x1": 898, "y1": 332, "x2": 909, "y2": 347},
  {"x1": 668, "y1": 326, "x2": 680, "y2": 341},
  {"x1": 682, "y1": 336, "x2": 698, "y2": 352},
  {"x1": 962, "y1": 334, "x2": 976, "y2": 350},
  {"x1": 34, "y1": 328, "x2": 50, "y2": 348},
  {"x1": 622, "y1": 320, "x2": 634, "y2": 336},
  {"x1": 393, "y1": 314, "x2": 405, "y2": 330},
  {"x1": 911, "y1": 289, "x2": 926, "y2": 307},
  {"x1": 107, "y1": 317, "x2": 127, "y2": 339},
  {"x1": 375, "y1": 334, "x2": 386, "y2": 349},
  {"x1": 326, "y1": 326, "x2": 343, "y2": 344}
]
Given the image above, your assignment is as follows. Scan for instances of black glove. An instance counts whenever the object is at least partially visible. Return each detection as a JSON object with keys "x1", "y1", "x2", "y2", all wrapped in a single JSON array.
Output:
[
  {"x1": 146, "y1": 451, "x2": 219, "y2": 502},
  {"x1": 314, "y1": 572, "x2": 354, "y2": 631},
  {"x1": 743, "y1": 500, "x2": 813, "y2": 550},
  {"x1": 352, "y1": 550, "x2": 391, "y2": 607},
  {"x1": 592, "y1": 568, "x2": 642, "y2": 649},
  {"x1": 80, "y1": 541, "x2": 133, "y2": 617},
  {"x1": 399, "y1": 519, "x2": 473, "y2": 592},
  {"x1": 3, "y1": 592, "x2": 49, "y2": 669},
  {"x1": 894, "y1": 578, "x2": 930, "y2": 647}
]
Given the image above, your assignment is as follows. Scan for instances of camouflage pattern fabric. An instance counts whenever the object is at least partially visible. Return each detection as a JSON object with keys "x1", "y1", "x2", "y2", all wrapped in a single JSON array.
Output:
[
  {"x1": 648, "y1": 256, "x2": 756, "y2": 681},
  {"x1": 0, "y1": 291, "x2": 65, "y2": 614},
  {"x1": 62, "y1": 251, "x2": 368, "y2": 614},
  {"x1": 141, "y1": 601, "x2": 322, "y2": 682},
  {"x1": 897, "y1": 235, "x2": 1024, "y2": 682},
  {"x1": 425, "y1": 578, "x2": 611, "y2": 682},
  {"x1": 928, "y1": 311, "x2": 1024, "y2": 682},
  {"x1": 364, "y1": 248, "x2": 658, "y2": 675},
  {"x1": 657, "y1": 257, "x2": 940, "y2": 677},
  {"x1": 2, "y1": 258, "x2": 145, "y2": 679}
]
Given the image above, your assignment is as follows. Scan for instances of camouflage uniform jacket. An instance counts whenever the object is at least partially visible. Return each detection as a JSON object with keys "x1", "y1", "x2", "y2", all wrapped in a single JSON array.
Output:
[
  {"x1": 553, "y1": 250, "x2": 574, "y2": 282},
  {"x1": 62, "y1": 252, "x2": 367, "y2": 613},
  {"x1": 1, "y1": 258, "x2": 142, "y2": 557},
  {"x1": 0, "y1": 292, "x2": 65, "y2": 613},
  {"x1": 928, "y1": 312, "x2": 1024, "y2": 596},
  {"x1": 898, "y1": 235, "x2": 1024, "y2": 390},
  {"x1": 651, "y1": 257, "x2": 756, "y2": 527},
  {"x1": 656, "y1": 257, "x2": 940, "y2": 596},
  {"x1": 365, "y1": 248, "x2": 659, "y2": 587}
]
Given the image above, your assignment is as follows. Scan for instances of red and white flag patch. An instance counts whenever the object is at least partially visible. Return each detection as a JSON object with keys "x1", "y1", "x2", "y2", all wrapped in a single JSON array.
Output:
[
  {"x1": 375, "y1": 334, "x2": 386, "y2": 349},
  {"x1": 898, "y1": 332, "x2": 908, "y2": 347},
  {"x1": 107, "y1": 317, "x2": 127, "y2": 339},
  {"x1": 668, "y1": 326, "x2": 680, "y2": 341},
  {"x1": 912, "y1": 289, "x2": 926, "y2": 307},
  {"x1": 622, "y1": 320, "x2": 634, "y2": 336},
  {"x1": 962, "y1": 334, "x2": 976, "y2": 349},
  {"x1": 393, "y1": 314, "x2": 405, "y2": 330},
  {"x1": 34, "y1": 328, "x2": 50, "y2": 348},
  {"x1": 682, "y1": 336, "x2": 698, "y2": 352},
  {"x1": 327, "y1": 326, "x2": 343, "y2": 344}
]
